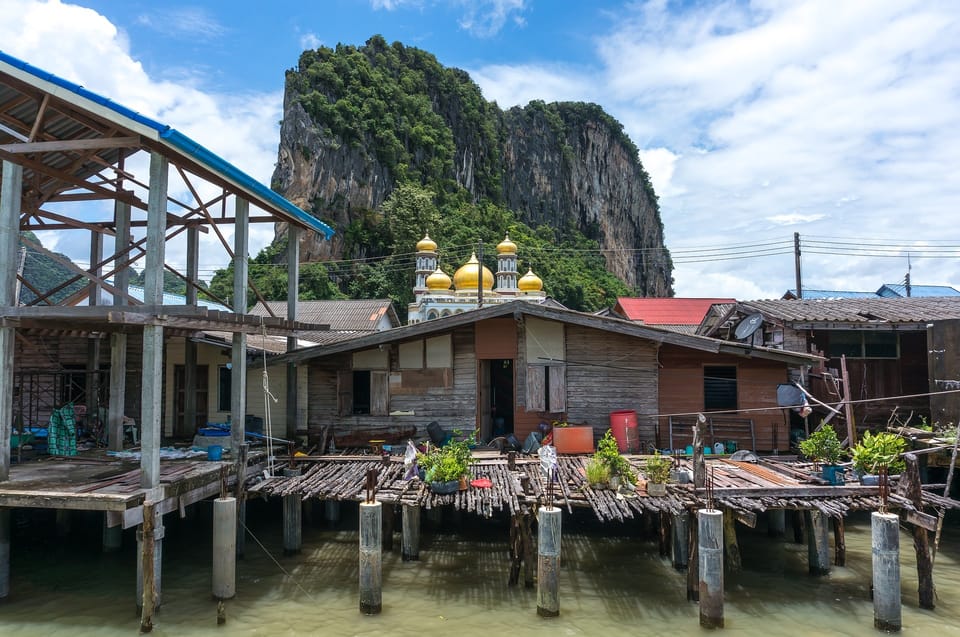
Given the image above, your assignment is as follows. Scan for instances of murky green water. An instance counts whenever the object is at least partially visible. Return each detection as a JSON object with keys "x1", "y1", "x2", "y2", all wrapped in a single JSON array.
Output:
[{"x1": 4, "y1": 503, "x2": 960, "y2": 636}]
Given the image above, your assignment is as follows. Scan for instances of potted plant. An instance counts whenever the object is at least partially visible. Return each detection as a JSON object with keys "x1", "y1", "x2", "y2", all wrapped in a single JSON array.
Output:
[
  {"x1": 799, "y1": 425, "x2": 845, "y2": 484},
  {"x1": 644, "y1": 451, "x2": 672, "y2": 496},
  {"x1": 418, "y1": 429, "x2": 474, "y2": 493},
  {"x1": 851, "y1": 431, "x2": 906, "y2": 485},
  {"x1": 589, "y1": 429, "x2": 637, "y2": 490},
  {"x1": 585, "y1": 457, "x2": 612, "y2": 488}
]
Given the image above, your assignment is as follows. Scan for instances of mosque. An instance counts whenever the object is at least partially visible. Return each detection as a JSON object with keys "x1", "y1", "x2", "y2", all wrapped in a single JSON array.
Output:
[{"x1": 407, "y1": 233, "x2": 547, "y2": 324}]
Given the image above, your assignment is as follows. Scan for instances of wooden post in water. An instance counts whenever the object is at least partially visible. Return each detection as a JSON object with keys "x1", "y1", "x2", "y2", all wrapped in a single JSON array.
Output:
[
  {"x1": 139, "y1": 500, "x2": 157, "y2": 632},
  {"x1": 282, "y1": 468, "x2": 302, "y2": 555},
  {"x1": 833, "y1": 516, "x2": 846, "y2": 567},
  {"x1": 212, "y1": 496, "x2": 237, "y2": 600},
  {"x1": 899, "y1": 453, "x2": 935, "y2": 608},
  {"x1": 136, "y1": 495, "x2": 163, "y2": 616},
  {"x1": 767, "y1": 509, "x2": 785, "y2": 538},
  {"x1": 382, "y1": 503, "x2": 395, "y2": 551},
  {"x1": 235, "y1": 443, "x2": 248, "y2": 558},
  {"x1": 687, "y1": 510, "x2": 699, "y2": 601},
  {"x1": 872, "y1": 511, "x2": 901, "y2": 632},
  {"x1": 103, "y1": 513, "x2": 122, "y2": 553},
  {"x1": 659, "y1": 512, "x2": 672, "y2": 558},
  {"x1": 673, "y1": 511, "x2": 690, "y2": 570},
  {"x1": 0, "y1": 507, "x2": 10, "y2": 599},
  {"x1": 722, "y1": 508, "x2": 742, "y2": 572},
  {"x1": 537, "y1": 506, "x2": 562, "y2": 617},
  {"x1": 698, "y1": 509, "x2": 724, "y2": 629},
  {"x1": 806, "y1": 510, "x2": 831, "y2": 576},
  {"x1": 402, "y1": 504, "x2": 420, "y2": 561},
  {"x1": 325, "y1": 500, "x2": 341, "y2": 527},
  {"x1": 359, "y1": 501, "x2": 382, "y2": 615},
  {"x1": 792, "y1": 509, "x2": 806, "y2": 544}
]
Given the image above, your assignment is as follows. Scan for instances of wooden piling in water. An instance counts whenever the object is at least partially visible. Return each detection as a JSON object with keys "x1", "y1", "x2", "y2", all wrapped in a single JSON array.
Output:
[
  {"x1": 698, "y1": 509, "x2": 724, "y2": 629},
  {"x1": 103, "y1": 514, "x2": 122, "y2": 553},
  {"x1": 673, "y1": 511, "x2": 689, "y2": 570},
  {"x1": 212, "y1": 496, "x2": 237, "y2": 600},
  {"x1": 136, "y1": 499, "x2": 163, "y2": 616},
  {"x1": 872, "y1": 511, "x2": 901, "y2": 632},
  {"x1": 0, "y1": 507, "x2": 10, "y2": 599},
  {"x1": 139, "y1": 500, "x2": 157, "y2": 632},
  {"x1": 806, "y1": 510, "x2": 830, "y2": 576},
  {"x1": 282, "y1": 468, "x2": 302, "y2": 555},
  {"x1": 325, "y1": 499, "x2": 341, "y2": 527},
  {"x1": 402, "y1": 504, "x2": 420, "y2": 561},
  {"x1": 832, "y1": 516, "x2": 846, "y2": 567},
  {"x1": 767, "y1": 509, "x2": 785, "y2": 538},
  {"x1": 901, "y1": 453, "x2": 935, "y2": 609},
  {"x1": 687, "y1": 510, "x2": 699, "y2": 601},
  {"x1": 722, "y1": 508, "x2": 742, "y2": 572},
  {"x1": 359, "y1": 501, "x2": 382, "y2": 615},
  {"x1": 235, "y1": 443, "x2": 248, "y2": 558},
  {"x1": 537, "y1": 506, "x2": 562, "y2": 618},
  {"x1": 382, "y1": 503, "x2": 395, "y2": 551},
  {"x1": 659, "y1": 511, "x2": 672, "y2": 558},
  {"x1": 792, "y1": 509, "x2": 806, "y2": 544}
]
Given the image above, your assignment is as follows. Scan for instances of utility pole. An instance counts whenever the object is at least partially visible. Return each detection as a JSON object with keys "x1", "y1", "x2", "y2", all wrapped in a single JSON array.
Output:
[
  {"x1": 905, "y1": 254, "x2": 912, "y2": 297},
  {"x1": 477, "y1": 239, "x2": 484, "y2": 309},
  {"x1": 793, "y1": 232, "x2": 802, "y2": 299}
]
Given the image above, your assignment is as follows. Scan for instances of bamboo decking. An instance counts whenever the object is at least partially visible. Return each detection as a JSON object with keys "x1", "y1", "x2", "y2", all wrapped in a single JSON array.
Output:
[{"x1": 247, "y1": 451, "x2": 960, "y2": 523}]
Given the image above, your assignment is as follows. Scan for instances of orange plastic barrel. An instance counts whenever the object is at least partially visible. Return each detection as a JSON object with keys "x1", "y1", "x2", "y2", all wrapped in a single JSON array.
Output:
[{"x1": 609, "y1": 410, "x2": 638, "y2": 452}]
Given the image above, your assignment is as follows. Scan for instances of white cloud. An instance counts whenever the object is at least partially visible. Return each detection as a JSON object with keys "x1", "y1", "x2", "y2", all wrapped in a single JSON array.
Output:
[
  {"x1": 469, "y1": 63, "x2": 591, "y2": 107},
  {"x1": 135, "y1": 6, "x2": 227, "y2": 39},
  {"x1": 457, "y1": 0, "x2": 528, "y2": 37},
  {"x1": 299, "y1": 32, "x2": 322, "y2": 50},
  {"x1": 638, "y1": 148, "x2": 682, "y2": 199},
  {"x1": 1, "y1": 0, "x2": 282, "y2": 282},
  {"x1": 765, "y1": 213, "x2": 824, "y2": 226}
]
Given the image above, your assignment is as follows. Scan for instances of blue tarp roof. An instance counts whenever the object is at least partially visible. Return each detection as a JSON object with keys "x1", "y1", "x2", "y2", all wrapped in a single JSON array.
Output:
[
  {"x1": 0, "y1": 50, "x2": 334, "y2": 239},
  {"x1": 877, "y1": 283, "x2": 960, "y2": 298}
]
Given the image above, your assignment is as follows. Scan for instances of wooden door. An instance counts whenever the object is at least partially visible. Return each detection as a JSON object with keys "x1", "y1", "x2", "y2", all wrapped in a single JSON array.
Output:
[{"x1": 174, "y1": 364, "x2": 208, "y2": 437}]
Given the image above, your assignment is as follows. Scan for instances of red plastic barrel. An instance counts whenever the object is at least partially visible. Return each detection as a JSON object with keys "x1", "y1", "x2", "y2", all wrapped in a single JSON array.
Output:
[{"x1": 609, "y1": 410, "x2": 638, "y2": 452}]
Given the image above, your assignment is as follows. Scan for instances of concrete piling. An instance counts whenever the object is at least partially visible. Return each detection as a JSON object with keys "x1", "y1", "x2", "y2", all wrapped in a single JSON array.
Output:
[
  {"x1": 325, "y1": 500, "x2": 341, "y2": 527},
  {"x1": 103, "y1": 514, "x2": 122, "y2": 553},
  {"x1": 698, "y1": 508, "x2": 724, "y2": 629},
  {"x1": 359, "y1": 502, "x2": 383, "y2": 615},
  {"x1": 872, "y1": 512, "x2": 901, "y2": 632},
  {"x1": 212, "y1": 496, "x2": 237, "y2": 600},
  {"x1": 806, "y1": 510, "x2": 831, "y2": 576},
  {"x1": 537, "y1": 506, "x2": 562, "y2": 618},
  {"x1": 672, "y1": 511, "x2": 690, "y2": 570}
]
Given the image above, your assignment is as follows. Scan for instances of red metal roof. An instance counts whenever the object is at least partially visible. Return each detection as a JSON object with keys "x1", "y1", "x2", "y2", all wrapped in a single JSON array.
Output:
[{"x1": 614, "y1": 297, "x2": 736, "y2": 325}]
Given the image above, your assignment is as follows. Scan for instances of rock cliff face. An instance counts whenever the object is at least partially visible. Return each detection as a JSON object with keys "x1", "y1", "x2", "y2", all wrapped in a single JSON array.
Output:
[{"x1": 271, "y1": 40, "x2": 672, "y2": 296}]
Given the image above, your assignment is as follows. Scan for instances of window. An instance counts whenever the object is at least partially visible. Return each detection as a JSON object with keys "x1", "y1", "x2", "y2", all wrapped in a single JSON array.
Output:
[
  {"x1": 526, "y1": 364, "x2": 566, "y2": 412},
  {"x1": 338, "y1": 369, "x2": 388, "y2": 416},
  {"x1": 352, "y1": 370, "x2": 371, "y2": 414},
  {"x1": 704, "y1": 366, "x2": 737, "y2": 411},
  {"x1": 825, "y1": 331, "x2": 898, "y2": 359},
  {"x1": 218, "y1": 365, "x2": 232, "y2": 412}
]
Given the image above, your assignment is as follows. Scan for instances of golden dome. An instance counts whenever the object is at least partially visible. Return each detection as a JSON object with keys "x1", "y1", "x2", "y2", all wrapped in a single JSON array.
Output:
[
  {"x1": 496, "y1": 233, "x2": 517, "y2": 255},
  {"x1": 453, "y1": 253, "x2": 494, "y2": 291},
  {"x1": 416, "y1": 233, "x2": 437, "y2": 252},
  {"x1": 425, "y1": 267, "x2": 452, "y2": 291},
  {"x1": 518, "y1": 268, "x2": 543, "y2": 292}
]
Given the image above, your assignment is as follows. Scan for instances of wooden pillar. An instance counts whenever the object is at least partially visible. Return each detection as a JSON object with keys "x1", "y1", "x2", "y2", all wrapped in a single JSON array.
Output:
[
  {"x1": 183, "y1": 224, "x2": 199, "y2": 438},
  {"x1": 230, "y1": 198, "x2": 249, "y2": 457},
  {"x1": 833, "y1": 516, "x2": 846, "y2": 567},
  {"x1": 659, "y1": 511, "x2": 672, "y2": 558},
  {"x1": 86, "y1": 230, "x2": 103, "y2": 434},
  {"x1": 325, "y1": 500, "x2": 341, "y2": 527},
  {"x1": 402, "y1": 504, "x2": 420, "y2": 561},
  {"x1": 0, "y1": 160, "x2": 23, "y2": 482},
  {"x1": 108, "y1": 201, "x2": 130, "y2": 451},
  {"x1": 672, "y1": 511, "x2": 690, "y2": 570},
  {"x1": 806, "y1": 510, "x2": 831, "y2": 576},
  {"x1": 282, "y1": 468, "x2": 302, "y2": 555},
  {"x1": 286, "y1": 226, "x2": 299, "y2": 442},
  {"x1": 103, "y1": 514, "x2": 122, "y2": 553},
  {"x1": 382, "y1": 502, "x2": 394, "y2": 551},
  {"x1": 792, "y1": 509, "x2": 806, "y2": 544},
  {"x1": 537, "y1": 506, "x2": 562, "y2": 618},
  {"x1": 137, "y1": 498, "x2": 162, "y2": 624},
  {"x1": 900, "y1": 453, "x2": 935, "y2": 608},
  {"x1": 872, "y1": 512, "x2": 901, "y2": 632},
  {"x1": 698, "y1": 509, "x2": 724, "y2": 629},
  {"x1": 722, "y1": 508, "x2": 741, "y2": 572},
  {"x1": 235, "y1": 443, "x2": 248, "y2": 559},
  {"x1": 359, "y1": 502, "x2": 382, "y2": 615},
  {"x1": 0, "y1": 507, "x2": 10, "y2": 599},
  {"x1": 213, "y1": 496, "x2": 237, "y2": 600},
  {"x1": 767, "y1": 509, "x2": 786, "y2": 538},
  {"x1": 687, "y1": 510, "x2": 699, "y2": 601}
]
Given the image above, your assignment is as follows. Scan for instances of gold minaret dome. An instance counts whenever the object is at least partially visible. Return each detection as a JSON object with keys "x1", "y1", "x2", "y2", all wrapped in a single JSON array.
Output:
[
  {"x1": 453, "y1": 253, "x2": 494, "y2": 291},
  {"x1": 496, "y1": 233, "x2": 517, "y2": 255},
  {"x1": 416, "y1": 233, "x2": 437, "y2": 252},
  {"x1": 425, "y1": 267, "x2": 452, "y2": 291},
  {"x1": 518, "y1": 268, "x2": 543, "y2": 292}
]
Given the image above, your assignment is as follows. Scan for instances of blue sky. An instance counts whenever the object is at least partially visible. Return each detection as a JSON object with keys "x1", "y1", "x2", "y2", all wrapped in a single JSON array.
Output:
[{"x1": 2, "y1": 0, "x2": 959, "y2": 299}]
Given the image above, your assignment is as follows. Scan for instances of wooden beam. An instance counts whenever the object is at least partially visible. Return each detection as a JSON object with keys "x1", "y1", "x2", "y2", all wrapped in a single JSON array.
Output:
[{"x1": 0, "y1": 136, "x2": 140, "y2": 154}]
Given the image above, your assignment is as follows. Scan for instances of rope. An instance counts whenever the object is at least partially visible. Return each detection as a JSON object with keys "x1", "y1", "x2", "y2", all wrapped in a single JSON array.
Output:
[
  {"x1": 240, "y1": 519, "x2": 315, "y2": 601},
  {"x1": 261, "y1": 318, "x2": 278, "y2": 476}
]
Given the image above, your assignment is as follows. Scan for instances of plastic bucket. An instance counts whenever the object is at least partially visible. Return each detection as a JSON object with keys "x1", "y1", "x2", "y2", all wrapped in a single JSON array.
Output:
[
  {"x1": 207, "y1": 445, "x2": 223, "y2": 461},
  {"x1": 609, "y1": 410, "x2": 638, "y2": 452}
]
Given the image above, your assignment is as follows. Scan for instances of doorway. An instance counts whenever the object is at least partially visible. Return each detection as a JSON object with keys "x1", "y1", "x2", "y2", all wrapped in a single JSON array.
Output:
[
  {"x1": 174, "y1": 364, "x2": 209, "y2": 437},
  {"x1": 479, "y1": 359, "x2": 514, "y2": 441}
]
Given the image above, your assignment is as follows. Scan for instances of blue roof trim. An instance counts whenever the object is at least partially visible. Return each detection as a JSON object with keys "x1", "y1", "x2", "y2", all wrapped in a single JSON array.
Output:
[{"x1": 0, "y1": 50, "x2": 334, "y2": 240}]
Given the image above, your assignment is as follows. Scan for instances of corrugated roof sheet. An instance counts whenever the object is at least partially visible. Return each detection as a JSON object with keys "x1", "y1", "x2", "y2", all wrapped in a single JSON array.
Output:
[
  {"x1": 877, "y1": 284, "x2": 960, "y2": 298},
  {"x1": 741, "y1": 297, "x2": 960, "y2": 324},
  {"x1": 782, "y1": 289, "x2": 877, "y2": 299},
  {"x1": 615, "y1": 297, "x2": 736, "y2": 324},
  {"x1": 248, "y1": 300, "x2": 398, "y2": 331}
]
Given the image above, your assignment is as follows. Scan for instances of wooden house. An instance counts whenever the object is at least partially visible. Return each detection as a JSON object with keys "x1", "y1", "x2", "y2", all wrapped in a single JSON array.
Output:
[
  {"x1": 698, "y1": 297, "x2": 960, "y2": 427},
  {"x1": 276, "y1": 302, "x2": 820, "y2": 453}
]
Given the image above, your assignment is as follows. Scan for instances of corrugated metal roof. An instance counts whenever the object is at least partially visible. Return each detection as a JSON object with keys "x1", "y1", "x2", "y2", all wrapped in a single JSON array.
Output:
[
  {"x1": 615, "y1": 297, "x2": 736, "y2": 324},
  {"x1": 741, "y1": 297, "x2": 960, "y2": 324},
  {"x1": 782, "y1": 289, "x2": 877, "y2": 299},
  {"x1": 877, "y1": 284, "x2": 960, "y2": 298},
  {"x1": 248, "y1": 300, "x2": 398, "y2": 331}
]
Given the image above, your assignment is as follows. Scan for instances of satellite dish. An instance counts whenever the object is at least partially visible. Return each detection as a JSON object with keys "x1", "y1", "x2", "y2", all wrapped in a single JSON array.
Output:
[{"x1": 734, "y1": 313, "x2": 763, "y2": 340}]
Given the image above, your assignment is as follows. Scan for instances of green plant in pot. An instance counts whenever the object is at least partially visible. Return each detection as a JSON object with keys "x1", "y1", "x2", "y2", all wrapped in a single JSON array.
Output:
[
  {"x1": 585, "y1": 457, "x2": 611, "y2": 487},
  {"x1": 644, "y1": 451, "x2": 672, "y2": 496},
  {"x1": 420, "y1": 429, "x2": 474, "y2": 493},
  {"x1": 798, "y1": 425, "x2": 845, "y2": 484},
  {"x1": 591, "y1": 429, "x2": 637, "y2": 490},
  {"x1": 851, "y1": 431, "x2": 906, "y2": 485}
]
